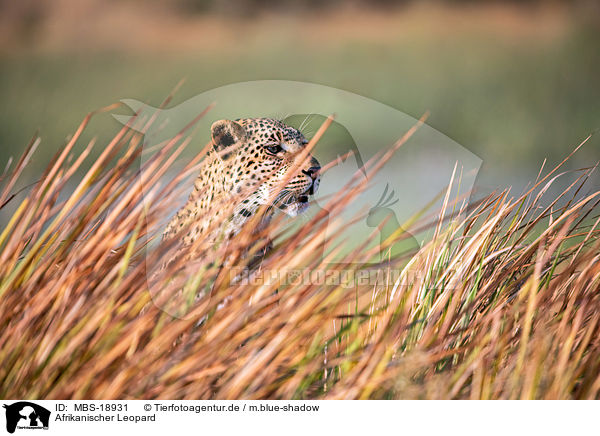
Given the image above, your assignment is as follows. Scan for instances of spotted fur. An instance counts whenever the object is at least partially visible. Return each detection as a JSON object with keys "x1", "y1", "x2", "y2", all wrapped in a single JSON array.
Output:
[{"x1": 163, "y1": 118, "x2": 320, "y2": 247}]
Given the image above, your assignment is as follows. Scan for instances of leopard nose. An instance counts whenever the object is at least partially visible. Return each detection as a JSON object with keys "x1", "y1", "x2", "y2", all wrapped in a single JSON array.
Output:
[
  {"x1": 302, "y1": 166, "x2": 320, "y2": 181},
  {"x1": 302, "y1": 166, "x2": 320, "y2": 195}
]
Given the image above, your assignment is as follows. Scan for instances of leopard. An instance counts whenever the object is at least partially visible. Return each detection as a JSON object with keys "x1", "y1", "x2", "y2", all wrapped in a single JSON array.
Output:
[{"x1": 162, "y1": 117, "x2": 321, "y2": 253}]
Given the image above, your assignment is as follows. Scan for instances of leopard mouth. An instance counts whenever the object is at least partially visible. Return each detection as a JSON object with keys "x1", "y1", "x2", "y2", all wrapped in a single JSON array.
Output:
[{"x1": 275, "y1": 192, "x2": 312, "y2": 216}]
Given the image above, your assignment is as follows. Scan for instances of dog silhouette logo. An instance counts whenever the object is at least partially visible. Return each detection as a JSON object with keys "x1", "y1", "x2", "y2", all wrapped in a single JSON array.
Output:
[
  {"x1": 2, "y1": 402, "x2": 50, "y2": 433},
  {"x1": 366, "y1": 183, "x2": 419, "y2": 261}
]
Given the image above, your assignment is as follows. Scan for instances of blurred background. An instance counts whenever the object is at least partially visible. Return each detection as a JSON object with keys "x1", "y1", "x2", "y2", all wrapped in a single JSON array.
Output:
[{"x1": 0, "y1": 0, "x2": 599, "y2": 196}]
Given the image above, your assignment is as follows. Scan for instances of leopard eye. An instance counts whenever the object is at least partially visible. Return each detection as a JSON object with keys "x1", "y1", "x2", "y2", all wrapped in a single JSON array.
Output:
[{"x1": 265, "y1": 144, "x2": 283, "y2": 155}]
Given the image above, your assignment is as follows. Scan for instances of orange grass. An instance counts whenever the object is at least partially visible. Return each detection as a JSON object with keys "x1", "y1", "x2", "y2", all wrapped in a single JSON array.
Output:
[{"x1": 0, "y1": 105, "x2": 599, "y2": 399}]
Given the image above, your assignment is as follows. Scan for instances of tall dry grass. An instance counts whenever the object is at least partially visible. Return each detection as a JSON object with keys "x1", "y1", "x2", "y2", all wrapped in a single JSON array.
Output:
[{"x1": 0, "y1": 105, "x2": 598, "y2": 399}]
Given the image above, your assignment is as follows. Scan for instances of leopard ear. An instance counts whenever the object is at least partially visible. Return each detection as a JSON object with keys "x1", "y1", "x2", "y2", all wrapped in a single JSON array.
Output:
[{"x1": 211, "y1": 120, "x2": 246, "y2": 158}]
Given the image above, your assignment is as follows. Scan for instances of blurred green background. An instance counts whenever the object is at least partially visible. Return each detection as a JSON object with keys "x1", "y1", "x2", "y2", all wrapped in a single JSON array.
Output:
[{"x1": 0, "y1": 0, "x2": 598, "y2": 193}]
